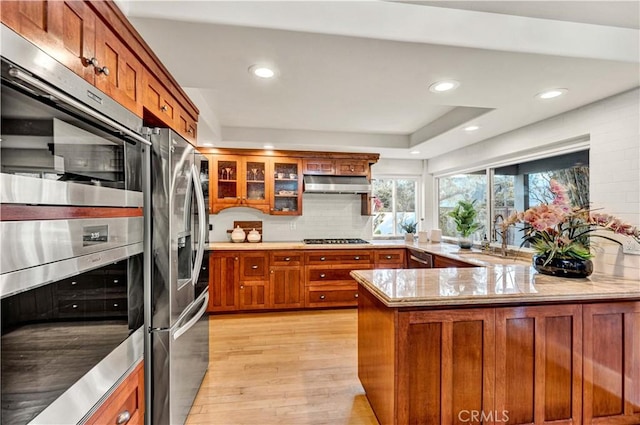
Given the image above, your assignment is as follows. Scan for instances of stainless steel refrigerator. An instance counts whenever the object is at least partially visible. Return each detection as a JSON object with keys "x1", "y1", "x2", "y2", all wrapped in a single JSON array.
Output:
[{"x1": 145, "y1": 128, "x2": 209, "y2": 425}]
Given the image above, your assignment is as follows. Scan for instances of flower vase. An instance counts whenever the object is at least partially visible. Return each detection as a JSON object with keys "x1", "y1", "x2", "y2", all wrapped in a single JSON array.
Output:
[
  {"x1": 532, "y1": 255, "x2": 593, "y2": 278},
  {"x1": 458, "y1": 236, "x2": 472, "y2": 249}
]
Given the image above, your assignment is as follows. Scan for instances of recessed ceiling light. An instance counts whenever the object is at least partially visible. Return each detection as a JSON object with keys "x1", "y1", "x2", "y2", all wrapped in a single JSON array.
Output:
[
  {"x1": 263, "y1": 144, "x2": 274, "y2": 149},
  {"x1": 429, "y1": 80, "x2": 460, "y2": 93},
  {"x1": 463, "y1": 125, "x2": 480, "y2": 132},
  {"x1": 536, "y1": 88, "x2": 568, "y2": 99},
  {"x1": 410, "y1": 150, "x2": 420, "y2": 155},
  {"x1": 249, "y1": 65, "x2": 276, "y2": 79}
]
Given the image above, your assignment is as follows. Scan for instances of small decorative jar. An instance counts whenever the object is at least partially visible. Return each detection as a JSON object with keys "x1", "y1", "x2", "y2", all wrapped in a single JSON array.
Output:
[
  {"x1": 231, "y1": 226, "x2": 246, "y2": 243},
  {"x1": 247, "y1": 228, "x2": 261, "y2": 243}
]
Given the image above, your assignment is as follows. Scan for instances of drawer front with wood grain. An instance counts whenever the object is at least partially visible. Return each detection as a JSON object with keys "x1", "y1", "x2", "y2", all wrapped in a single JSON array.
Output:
[
  {"x1": 239, "y1": 253, "x2": 269, "y2": 281},
  {"x1": 270, "y1": 251, "x2": 303, "y2": 266},
  {"x1": 306, "y1": 287, "x2": 359, "y2": 307},
  {"x1": 374, "y1": 249, "x2": 406, "y2": 268},
  {"x1": 306, "y1": 266, "x2": 356, "y2": 285},
  {"x1": 305, "y1": 250, "x2": 373, "y2": 265}
]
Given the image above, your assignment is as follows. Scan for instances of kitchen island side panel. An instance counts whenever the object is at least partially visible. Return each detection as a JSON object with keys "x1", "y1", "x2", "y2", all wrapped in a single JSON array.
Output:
[{"x1": 358, "y1": 285, "x2": 397, "y2": 425}]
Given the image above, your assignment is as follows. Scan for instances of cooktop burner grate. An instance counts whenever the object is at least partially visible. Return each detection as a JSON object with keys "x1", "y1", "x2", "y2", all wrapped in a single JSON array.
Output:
[{"x1": 303, "y1": 238, "x2": 370, "y2": 244}]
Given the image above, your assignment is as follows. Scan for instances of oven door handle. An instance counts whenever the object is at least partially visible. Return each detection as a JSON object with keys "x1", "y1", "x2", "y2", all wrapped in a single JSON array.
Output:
[
  {"x1": 8, "y1": 68, "x2": 151, "y2": 146},
  {"x1": 190, "y1": 163, "x2": 207, "y2": 286},
  {"x1": 172, "y1": 291, "x2": 208, "y2": 341}
]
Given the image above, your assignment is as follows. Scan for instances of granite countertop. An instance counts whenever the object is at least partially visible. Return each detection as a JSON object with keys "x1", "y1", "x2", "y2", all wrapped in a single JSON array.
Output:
[
  {"x1": 206, "y1": 239, "x2": 409, "y2": 251},
  {"x1": 350, "y1": 266, "x2": 640, "y2": 308}
]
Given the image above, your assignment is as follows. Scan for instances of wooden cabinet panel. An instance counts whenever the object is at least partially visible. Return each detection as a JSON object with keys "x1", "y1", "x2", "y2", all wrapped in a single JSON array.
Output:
[
  {"x1": 583, "y1": 302, "x2": 640, "y2": 424},
  {"x1": 396, "y1": 309, "x2": 496, "y2": 425},
  {"x1": 85, "y1": 361, "x2": 144, "y2": 425},
  {"x1": 142, "y1": 70, "x2": 176, "y2": 127},
  {"x1": 271, "y1": 158, "x2": 302, "y2": 215},
  {"x1": 495, "y1": 305, "x2": 583, "y2": 425},
  {"x1": 335, "y1": 159, "x2": 369, "y2": 176},
  {"x1": 374, "y1": 249, "x2": 406, "y2": 268},
  {"x1": 208, "y1": 252, "x2": 239, "y2": 312},
  {"x1": 210, "y1": 155, "x2": 271, "y2": 214},
  {"x1": 94, "y1": 21, "x2": 143, "y2": 116},
  {"x1": 305, "y1": 286, "x2": 359, "y2": 308},
  {"x1": 2, "y1": 1, "x2": 97, "y2": 84},
  {"x1": 433, "y1": 255, "x2": 475, "y2": 268},
  {"x1": 270, "y1": 266, "x2": 304, "y2": 309},
  {"x1": 303, "y1": 158, "x2": 335, "y2": 175},
  {"x1": 239, "y1": 280, "x2": 268, "y2": 310},
  {"x1": 177, "y1": 106, "x2": 197, "y2": 144}
]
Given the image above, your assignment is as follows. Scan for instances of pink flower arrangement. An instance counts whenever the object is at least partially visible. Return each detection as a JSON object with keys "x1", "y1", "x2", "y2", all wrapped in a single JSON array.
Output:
[{"x1": 503, "y1": 179, "x2": 640, "y2": 263}]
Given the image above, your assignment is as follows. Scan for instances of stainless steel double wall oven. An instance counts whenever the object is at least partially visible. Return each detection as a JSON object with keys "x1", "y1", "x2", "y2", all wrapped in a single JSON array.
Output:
[{"x1": 1, "y1": 25, "x2": 150, "y2": 424}]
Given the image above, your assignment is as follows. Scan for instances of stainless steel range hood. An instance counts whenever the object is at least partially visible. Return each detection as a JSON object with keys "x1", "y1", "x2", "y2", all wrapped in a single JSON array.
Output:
[{"x1": 303, "y1": 175, "x2": 371, "y2": 194}]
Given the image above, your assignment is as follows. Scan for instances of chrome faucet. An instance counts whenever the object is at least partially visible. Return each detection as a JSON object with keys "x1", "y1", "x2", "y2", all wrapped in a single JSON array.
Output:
[{"x1": 493, "y1": 214, "x2": 508, "y2": 257}]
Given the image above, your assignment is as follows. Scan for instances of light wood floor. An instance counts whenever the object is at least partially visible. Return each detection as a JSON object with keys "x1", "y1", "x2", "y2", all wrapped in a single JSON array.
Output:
[{"x1": 186, "y1": 309, "x2": 380, "y2": 425}]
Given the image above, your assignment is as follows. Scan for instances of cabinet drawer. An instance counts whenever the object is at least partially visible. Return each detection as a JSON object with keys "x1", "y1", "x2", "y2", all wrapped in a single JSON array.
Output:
[
  {"x1": 306, "y1": 267, "x2": 354, "y2": 284},
  {"x1": 85, "y1": 362, "x2": 144, "y2": 425},
  {"x1": 306, "y1": 287, "x2": 359, "y2": 307},
  {"x1": 374, "y1": 249, "x2": 406, "y2": 266},
  {"x1": 305, "y1": 250, "x2": 372, "y2": 265},
  {"x1": 335, "y1": 159, "x2": 369, "y2": 176},
  {"x1": 303, "y1": 159, "x2": 335, "y2": 175},
  {"x1": 239, "y1": 254, "x2": 268, "y2": 280},
  {"x1": 270, "y1": 251, "x2": 303, "y2": 266}
]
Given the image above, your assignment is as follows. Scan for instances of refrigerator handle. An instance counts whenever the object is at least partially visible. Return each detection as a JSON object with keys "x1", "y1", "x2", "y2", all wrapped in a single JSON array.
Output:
[
  {"x1": 191, "y1": 163, "x2": 207, "y2": 285},
  {"x1": 173, "y1": 291, "x2": 209, "y2": 341}
]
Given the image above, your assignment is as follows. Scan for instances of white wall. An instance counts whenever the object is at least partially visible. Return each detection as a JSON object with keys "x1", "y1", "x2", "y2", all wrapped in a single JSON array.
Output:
[
  {"x1": 210, "y1": 194, "x2": 371, "y2": 242},
  {"x1": 427, "y1": 88, "x2": 640, "y2": 279}
]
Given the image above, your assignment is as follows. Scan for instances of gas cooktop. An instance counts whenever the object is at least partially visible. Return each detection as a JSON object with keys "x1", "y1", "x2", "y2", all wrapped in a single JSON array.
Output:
[{"x1": 303, "y1": 238, "x2": 370, "y2": 245}]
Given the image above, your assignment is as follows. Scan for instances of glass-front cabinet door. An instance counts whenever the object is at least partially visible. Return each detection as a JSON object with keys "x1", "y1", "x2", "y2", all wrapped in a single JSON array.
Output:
[
  {"x1": 211, "y1": 155, "x2": 241, "y2": 213},
  {"x1": 272, "y1": 159, "x2": 302, "y2": 215},
  {"x1": 242, "y1": 156, "x2": 270, "y2": 213},
  {"x1": 210, "y1": 155, "x2": 271, "y2": 214}
]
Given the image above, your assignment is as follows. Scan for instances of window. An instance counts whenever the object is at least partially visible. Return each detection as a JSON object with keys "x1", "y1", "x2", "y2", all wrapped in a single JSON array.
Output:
[
  {"x1": 372, "y1": 177, "x2": 419, "y2": 236},
  {"x1": 492, "y1": 150, "x2": 589, "y2": 247},
  {"x1": 436, "y1": 149, "x2": 589, "y2": 247},
  {"x1": 438, "y1": 172, "x2": 487, "y2": 240}
]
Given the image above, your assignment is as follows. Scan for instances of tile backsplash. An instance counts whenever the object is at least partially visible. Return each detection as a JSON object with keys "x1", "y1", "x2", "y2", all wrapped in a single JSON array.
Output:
[{"x1": 210, "y1": 193, "x2": 373, "y2": 242}]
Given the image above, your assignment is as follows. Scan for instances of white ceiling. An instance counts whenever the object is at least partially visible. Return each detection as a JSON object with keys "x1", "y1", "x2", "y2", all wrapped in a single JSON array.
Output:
[{"x1": 123, "y1": 1, "x2": 640, "y2": 159}]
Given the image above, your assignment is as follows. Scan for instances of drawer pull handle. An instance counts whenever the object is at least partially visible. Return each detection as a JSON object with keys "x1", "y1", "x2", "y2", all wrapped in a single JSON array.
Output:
[
  {"x1": 96, "y1": 65, "x2": 110, "y2": 76},
  {"x1": 284, "y1": 257, "x2": 291, "y2": 261},
  {"x1": 320, "y1": 273, "x2": 326, "y2": 278},
  {"x1": 161, "y1": 104, "x2": 168, "y2": 112},
  {"x1": 251, "y1": 265, "x2": 258, "y2": 269},
  {"x1": 319, "y1": 295, "x2": 326, "y2": 300},
  {"x1": 385, "y1": 255, "x2": 392, "y2": 259},
  {"x1": 71, "y1": 281, "x2": 77, "y2": 285},
  {"x1": 354, "y1": 256, "x2": 360, "y2": 260},
  {"x1": 116, "y1": 410, "x2": 131, "y2": 424},
  {"x1": 354, "y1": 293, "x2": 359, "y2": 298},
  {"x1": 320, "y1": 257, "x2": 326, "y2": 261},
  {"x1": 72, "y1": 304, "x2": 78, "y2": 309},
  {"x1": 188, "y1": 128, "x2": 194, "y2": 134}
]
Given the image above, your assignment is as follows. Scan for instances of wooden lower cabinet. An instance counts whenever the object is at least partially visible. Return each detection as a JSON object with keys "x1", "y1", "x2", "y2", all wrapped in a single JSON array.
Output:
[
  {"x1": 583, "y1": 302, "x2": 640, "y2": 424},
  {"x1": 208, "y1": 252, "x2": 239, "y2": 312},
  {"x1": 495, "y1": 305, "x2": 583, "y2": 424},
  {"x1": 374, "y1": 249, "x2": 406, "y2": 269},
  {"x1": 359, "y1": 289, "x2": 640, "y2": 425},
  {"x1": 270, "y1": 266, "x2": 304, "y2": 309},
  {"x1": 85, "y1": 361, "x2": 144, "y2": 425}
]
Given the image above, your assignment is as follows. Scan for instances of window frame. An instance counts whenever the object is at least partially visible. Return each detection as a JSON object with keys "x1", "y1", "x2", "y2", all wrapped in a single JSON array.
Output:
[{"x1": 371, "y1": 175, "x2": 421, "y2": 239}]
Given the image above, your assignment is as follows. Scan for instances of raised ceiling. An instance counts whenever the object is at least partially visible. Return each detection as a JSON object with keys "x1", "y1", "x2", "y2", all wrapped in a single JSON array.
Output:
[{"x1": 123, "y1": 1, "x2": 640, "y2": 159}]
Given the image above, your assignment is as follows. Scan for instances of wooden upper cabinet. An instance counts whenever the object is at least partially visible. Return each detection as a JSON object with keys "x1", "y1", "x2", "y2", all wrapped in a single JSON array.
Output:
[
  {"x1": 210, "y1": 155, "x2": 271, "y2": 214},
  {"x1": 303, "y1": 158, "x2": 335, "y2": 175},
  {"x1": 177, "y1": 106, "x2": 198, "y2": 145},
  {"x1": 335, "y1": 159, "x2": 369, "y2": 176},
  {"x1": 94, "y1": 20, "x2": 143, "y2": 116},
  {"x1": 142, "y1": 70, "x2": 176, "y2": 127},
  {"x1": 2, "y1": 0, "x2": 97, "y2": 84}
]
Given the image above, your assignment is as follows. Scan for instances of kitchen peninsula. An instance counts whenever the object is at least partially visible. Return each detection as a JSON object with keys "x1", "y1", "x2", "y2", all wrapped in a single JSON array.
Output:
[{"x1": 351, "y1": 257, "x2": 640, "y2": 425}]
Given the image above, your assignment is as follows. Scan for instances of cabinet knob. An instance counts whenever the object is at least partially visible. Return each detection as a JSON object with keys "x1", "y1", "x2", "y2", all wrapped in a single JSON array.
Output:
[
  {"x1": 251, "y1": 265, "x2": 258, "y2": 269},
  {"x1": 84, "y1": 57, "x2": 99, "y2": 68},
  {"x1": 240, "y1": 285, "x2": 244, "y2": 289},
  {"x1": 161, "y1": 104, "x2": 168, "y2": 112},
  {"x1": 386, "y1": 255, "x2": 392, "y2": 259},
  {"x1": 284, "y1": 257, "x2": 291, "y2": 261},
  {"x1": 350, "y1": 167, "x2": 355, "y2": 172},
  {"x1": 72, "y1": 304, "x2": 78, "y2": 309},
  {"x1": 319, "y1": 295, "x2": 326, "y2": 300},
  {"x1": 319, "y1": 273, "x2": 326, "y2": 278},
  {"x1": 96, "y1": 65, "x2": 110, "y2": 76},
  {"x1": 320, "y1": 257, "x2": 326, "y2": 261},
  {"x1": 271, "y1": 270, "x2": 274, "y2": 274},
  {"x1": 354, "y1": 293, "x2": 359, "y2": 298},
  {"x1": 354, "y1": 256, "x2": 360, "y2": 260},
  {"x1": 188, "y1": 128, "x2": 194, "y2": 134},
  {"x1": 235, "y1": 257, "x2": 239, "y2": 261},
  {"x1": 116, "y1": 410, "x2": 131, "y2": 424}
]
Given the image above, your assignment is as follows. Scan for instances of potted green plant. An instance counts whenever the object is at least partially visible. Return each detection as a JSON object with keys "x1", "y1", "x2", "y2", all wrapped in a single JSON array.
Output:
[
  {"x1": 400, "y1": 219, "x2": 417, "y2": 242},
  {"x1": 448, "y1": 200, "x2": 480, "y2": 249}
]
